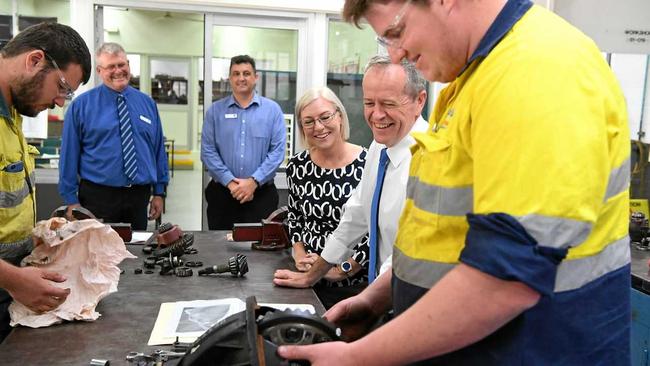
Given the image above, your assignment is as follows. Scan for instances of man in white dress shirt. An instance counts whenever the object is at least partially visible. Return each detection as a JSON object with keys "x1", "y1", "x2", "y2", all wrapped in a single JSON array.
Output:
[{"x1": 273, "y1": 55, "x2": 428, "y2": 288}]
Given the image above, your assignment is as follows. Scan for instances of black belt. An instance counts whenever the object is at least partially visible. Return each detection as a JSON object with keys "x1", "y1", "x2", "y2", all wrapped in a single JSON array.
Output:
[{"x1": 81, "y1": 179, "x2": 151, "y2": 190}]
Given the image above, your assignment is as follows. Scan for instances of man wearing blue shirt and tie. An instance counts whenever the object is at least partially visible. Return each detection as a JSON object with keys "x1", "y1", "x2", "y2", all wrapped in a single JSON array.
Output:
[
  {"x1": 59, "y1": 42, "x2": 169, "y2": 230},
  {"x1": 201, "y1": 55, "x2": 286, "y2": 230}
]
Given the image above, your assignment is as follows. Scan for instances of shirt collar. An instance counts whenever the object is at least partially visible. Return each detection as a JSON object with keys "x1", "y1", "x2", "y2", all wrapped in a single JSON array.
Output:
[
  {"x1": 227, "y1": 92, "x2": 260, "y2": 108},
  {"x1": 462, "y1": 0, "x2": 533, "y2": 73},
  {"x1": 0, "y1": 90, "x2": 10, "y2": 119},
  {"x1": 102, "y1": 83, "x2": 132, "y2": 98}
]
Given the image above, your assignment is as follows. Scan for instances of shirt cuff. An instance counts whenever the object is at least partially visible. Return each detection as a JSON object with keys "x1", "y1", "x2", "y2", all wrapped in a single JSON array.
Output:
[
  {"x1": 62, "y1": 193, "x2": 79, "y2": 205},
  {"x1": 218, "y1": 173, "x2": 235, "y2": 187},
  {"x1": 153, "y1": 183, "x2": 166, "y2": 196},
  {"x1": 251, "y1": 173, "x2": 265, "y2": 186},
  {"x1": 460, "y1": 213, "x2": 568, "y2": 297},
  {"x1": 321, "y1": 237, "x2": 355, "y2": 265}
]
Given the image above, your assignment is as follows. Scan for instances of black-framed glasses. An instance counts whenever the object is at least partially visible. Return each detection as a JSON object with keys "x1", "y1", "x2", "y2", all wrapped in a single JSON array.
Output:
[
  {"x1": 375, "y1": 0, "x2": 412, "y2": 49},
  {"x1": 300, "y1": 110, "x2": 340, "y2": 129},
  {"x1": 43, "y1": 52, "x2": 75, "y2": 100}
]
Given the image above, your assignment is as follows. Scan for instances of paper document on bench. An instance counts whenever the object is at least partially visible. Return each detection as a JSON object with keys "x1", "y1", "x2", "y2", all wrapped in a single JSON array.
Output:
[{"x1": 147, "y1": 298, "x2": 315, "y2": 346}]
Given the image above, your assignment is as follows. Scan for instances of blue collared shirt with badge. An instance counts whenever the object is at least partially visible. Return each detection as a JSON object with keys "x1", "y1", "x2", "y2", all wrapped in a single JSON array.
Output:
[
  {"x1": 201, "y1": 93, "x2": 286, "y2": 186},
  {"x1": 59, "y1": 84, "x2": 169, "y2": 204}
]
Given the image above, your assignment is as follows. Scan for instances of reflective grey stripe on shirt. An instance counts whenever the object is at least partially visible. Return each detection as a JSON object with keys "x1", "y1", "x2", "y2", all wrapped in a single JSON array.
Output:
[
  {"x1": 406, "y1": 176, "x2": 473, "y2": 217},
  {"x1": 393, "y1": 235, "x2": 629, "y2": 293},
  {"x1": 554, "y1": 235, "x2": 630, "y2": 292},
  {"x1": 0, "y1": 175, "x2": 31, "y2": 209},
  {"x1": 392, "y1": 245, "x2": 455, "y2": 289},
  {"x1": 605, "y1": 158, "x2": 630, "y2": 201},
  {"x1": 515, "y1": 214, "x2": 592, "y2": 249}
]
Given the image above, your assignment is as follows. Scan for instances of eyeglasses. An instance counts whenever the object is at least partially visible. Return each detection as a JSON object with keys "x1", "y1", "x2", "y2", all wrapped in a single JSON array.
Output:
[
  {"x1": 97, "y1": 61, "x2": 129, "y2": 72},
  {"x1": 301, "y1": 110, "x2": 339, "y2": 129},
  {"x1": 43, "y1": 53, "x2": 75, "y2": 100},
  {"x1": 375, "y1": 0, "x2": 412, "y2": 49}
]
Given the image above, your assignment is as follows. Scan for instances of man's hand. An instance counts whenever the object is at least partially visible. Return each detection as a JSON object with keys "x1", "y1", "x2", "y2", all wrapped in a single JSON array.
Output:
[
  {"x1": 324, "y1": 293, "x2": 381, "y2": 341},
  {"x1": 277, "y1": 341, "x2": 356, "y2": 366},
  {"x1": 4, "y1": 266, "x2": 70, "y2": 314},
  {"x1": 227, "y1": 180, "x2": 239, "y2": 194},
  {"x1": 230, "y1": 177, "x2": 257, "y2": 204},
  {"x1": 149, "y1": 196, "x2": 164, "y2": 220},
  {"x1": 323, "y1": 266, "x2": 346, "y2": 282},
  {"x1": 65, "y1": 203, "x2": 81, "y2": 221}
]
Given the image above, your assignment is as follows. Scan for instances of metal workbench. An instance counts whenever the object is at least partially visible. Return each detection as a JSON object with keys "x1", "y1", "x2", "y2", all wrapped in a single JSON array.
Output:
[{"x1": 0, "y1": 231, "x2": 323, "y2": 365}]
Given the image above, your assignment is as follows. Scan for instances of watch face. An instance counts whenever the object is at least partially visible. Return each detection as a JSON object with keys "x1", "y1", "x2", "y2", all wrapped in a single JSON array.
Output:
[{"x1": 341, "y1": 261, "x2": 352, "y2": 272}]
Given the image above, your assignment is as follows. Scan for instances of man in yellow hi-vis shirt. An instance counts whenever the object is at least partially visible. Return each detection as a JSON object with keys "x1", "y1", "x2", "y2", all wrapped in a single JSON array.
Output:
[
  {"x1": 0, "y1": 23, "x2": 91, "y2": 342},
  {"x1": 278, "y1": 0, "x2": 630, "y2": 365}
]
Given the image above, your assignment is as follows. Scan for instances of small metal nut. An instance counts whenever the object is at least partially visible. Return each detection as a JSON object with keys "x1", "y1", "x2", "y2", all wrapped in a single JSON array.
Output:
[{"x1": 134, "y1": 268, "x2": 143, "y2": 274}]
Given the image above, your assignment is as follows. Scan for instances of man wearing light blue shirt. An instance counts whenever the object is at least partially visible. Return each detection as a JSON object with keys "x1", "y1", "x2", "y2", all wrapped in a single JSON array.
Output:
[
  {"x1": 59, "y1": 42, "x2": 169, "y2": 230},
  {"x1": 201, "y1": 55, "x2": 286, "y2": 230}
]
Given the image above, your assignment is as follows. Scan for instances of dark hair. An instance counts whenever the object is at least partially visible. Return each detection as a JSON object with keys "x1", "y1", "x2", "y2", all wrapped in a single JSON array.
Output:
[
  {"x1": 1, "y1": 22, "x2": 92, "y2": 84},
  {"x1": 229, "y1": 55, "x2": 256, "y2": 73}
]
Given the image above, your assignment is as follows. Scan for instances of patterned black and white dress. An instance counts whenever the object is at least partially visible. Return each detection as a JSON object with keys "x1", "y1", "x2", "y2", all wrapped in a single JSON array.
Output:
[{"x1": 286, "y1": 149, "x2": 369, "y2": 287}]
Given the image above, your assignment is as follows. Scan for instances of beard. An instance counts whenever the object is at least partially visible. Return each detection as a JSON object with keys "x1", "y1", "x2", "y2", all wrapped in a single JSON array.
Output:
[{"x1": 11, "y1": 69, "x2": 51, "y2": 117}]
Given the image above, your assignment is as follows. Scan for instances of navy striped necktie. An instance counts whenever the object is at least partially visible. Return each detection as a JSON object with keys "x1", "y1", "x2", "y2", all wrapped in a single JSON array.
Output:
[
  {"x1": 368, "y1": 148, "x2": 389, "y2": 283},
  {"x1": 117, "y1": 94, "x2": 138, "y2": 182}
]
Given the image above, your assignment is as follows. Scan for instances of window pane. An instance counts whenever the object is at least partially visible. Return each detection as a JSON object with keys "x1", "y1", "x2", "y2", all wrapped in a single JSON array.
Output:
[
  {"x1": 327, "y1": 20, "x2": 378, "y2": 147},
  {"x1": 127, "y1": 54, "x2": 140, "y2": 90},
  {"x1": 151, "y1": 58, "x2": 189, "y2": 105},
  {"x1": 610, "y1": 53, "x2": 649, "y2": 142},
  {"x1": 17, "y1": 0, "x2": 70, "y2": 26}
]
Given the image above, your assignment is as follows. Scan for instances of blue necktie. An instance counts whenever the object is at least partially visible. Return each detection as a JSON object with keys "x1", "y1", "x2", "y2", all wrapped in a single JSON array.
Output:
[
  {"x1": 369, "y1": 148, "x2": 389, "y2": 283},
  {"x1": 117, "y1": 94, "x2": 138, "y2": 182}
]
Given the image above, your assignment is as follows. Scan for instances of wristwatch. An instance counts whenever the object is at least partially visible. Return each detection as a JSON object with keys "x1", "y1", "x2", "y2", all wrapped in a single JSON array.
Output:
[{"x1": 340, "y1": 260, "x2": 353, "y2": 276}]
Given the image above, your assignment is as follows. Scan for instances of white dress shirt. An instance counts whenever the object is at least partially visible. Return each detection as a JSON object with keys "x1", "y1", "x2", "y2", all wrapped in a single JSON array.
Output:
[{"x1": 321, "y1": 116, "x2": 429, "y2": 276}]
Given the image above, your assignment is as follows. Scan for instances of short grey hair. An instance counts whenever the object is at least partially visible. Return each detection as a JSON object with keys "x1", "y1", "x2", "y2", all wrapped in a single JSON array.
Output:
[
  {"x1": 96, "y1": 42, "x2": 125, "y2": 60},
  {"x1": 364, "y1": 55, "x2": 426, "y2": 100},
  {"x1": 295, "y1": 86, "x2": 350, "y2": 148}
]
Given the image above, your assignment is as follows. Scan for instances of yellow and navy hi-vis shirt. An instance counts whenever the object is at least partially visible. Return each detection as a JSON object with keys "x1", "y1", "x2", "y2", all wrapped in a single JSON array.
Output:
[
  {"x1": 393, "y1": 0, "x2": 630, "y2": 364},
  {"x1": 0, "y1": 93, "x2": 37, "y2": 248}
]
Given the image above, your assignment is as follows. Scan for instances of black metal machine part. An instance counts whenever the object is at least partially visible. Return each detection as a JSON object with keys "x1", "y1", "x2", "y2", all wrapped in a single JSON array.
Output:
[
  {"x1": 198, "y1": 254, "x2": 248, "y2": 277},
  {"x1": 165, "y1": 296, "x2": 340, "y2": 366}
]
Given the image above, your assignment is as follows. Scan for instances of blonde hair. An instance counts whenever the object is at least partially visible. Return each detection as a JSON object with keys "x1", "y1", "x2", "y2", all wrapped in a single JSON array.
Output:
[{"x1": 295, "y1": 86, "x2": 349, "y2": 148}]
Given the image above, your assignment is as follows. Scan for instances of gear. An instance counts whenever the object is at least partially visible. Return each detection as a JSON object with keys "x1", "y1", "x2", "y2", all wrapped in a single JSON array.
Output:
[
  {"x1": 228, "y1": 253, "x2": 248, "y2": 276},
  {"x1": 257, "y1": 308, "x2": 340, "y2": 345},
  {"x1": 152, "y1": 233, "x2": 194, "y2": 258},
  {"x1": 174, "y1": 267, "x2": 193, "y2": 277}
]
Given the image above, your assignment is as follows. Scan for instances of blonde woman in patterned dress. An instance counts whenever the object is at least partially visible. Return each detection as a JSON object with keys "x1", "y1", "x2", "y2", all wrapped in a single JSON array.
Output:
[{"x1": 285, "y1": 86, "x2": 369, "y2": 308}]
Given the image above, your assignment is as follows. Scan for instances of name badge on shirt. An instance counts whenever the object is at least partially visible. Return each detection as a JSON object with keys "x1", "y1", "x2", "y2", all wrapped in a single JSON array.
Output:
[
  {"x1": 225, "y1": 113, "x2": 237, "y2": 119},
  {"x1": 139, "y1": 115, "x2": 152, "y2": 124}
]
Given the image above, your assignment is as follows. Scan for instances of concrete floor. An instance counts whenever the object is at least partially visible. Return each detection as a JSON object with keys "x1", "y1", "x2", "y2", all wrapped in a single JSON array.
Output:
[{"x1": 161, "y1": 168, "x2": 204, "y2": 231}]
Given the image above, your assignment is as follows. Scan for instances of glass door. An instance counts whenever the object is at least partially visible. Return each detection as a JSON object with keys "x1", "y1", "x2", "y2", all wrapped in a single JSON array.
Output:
[{"x1": 202, "y1": 12, "x2": 307, "y2": 229}]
